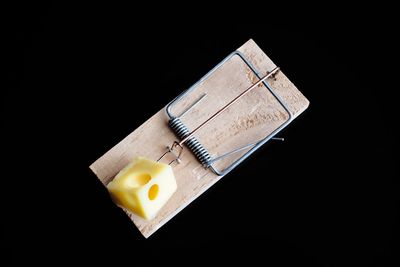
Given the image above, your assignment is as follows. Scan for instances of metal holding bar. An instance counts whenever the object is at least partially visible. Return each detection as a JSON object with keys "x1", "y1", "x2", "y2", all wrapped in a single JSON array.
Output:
[{"x1": 179, "y1": 67, "x2": 280, "y2": 146}]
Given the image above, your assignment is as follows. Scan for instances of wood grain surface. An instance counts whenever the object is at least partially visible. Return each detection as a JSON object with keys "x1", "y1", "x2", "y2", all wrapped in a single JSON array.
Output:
[{"x1": 89, "y1": 39, "x2": 310, "y2": 238}]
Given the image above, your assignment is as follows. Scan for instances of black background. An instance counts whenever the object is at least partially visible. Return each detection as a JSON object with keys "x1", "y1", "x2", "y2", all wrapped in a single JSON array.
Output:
[{"x1": 3, "y1": 3, "x2": 398, "y2": 266}]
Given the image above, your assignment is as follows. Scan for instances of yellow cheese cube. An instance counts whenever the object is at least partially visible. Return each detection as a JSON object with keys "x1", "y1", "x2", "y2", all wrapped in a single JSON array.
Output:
[{"x1": 107, "y1": 157, "x2": 177, "y2": 220}]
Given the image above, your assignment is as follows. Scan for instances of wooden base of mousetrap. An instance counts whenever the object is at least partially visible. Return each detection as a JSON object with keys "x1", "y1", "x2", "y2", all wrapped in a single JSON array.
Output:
[{"x1": 90, "y1": 39, "x2": 309, "y2": 238}]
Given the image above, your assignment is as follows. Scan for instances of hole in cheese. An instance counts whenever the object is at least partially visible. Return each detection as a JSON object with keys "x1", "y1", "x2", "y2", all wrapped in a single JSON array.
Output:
[
  {"x1": 125, "y1": 173, "x2": 151, "y2": 188},
  {"x1": 148, "y1": 184, "x2": 159, "y2": 200}
]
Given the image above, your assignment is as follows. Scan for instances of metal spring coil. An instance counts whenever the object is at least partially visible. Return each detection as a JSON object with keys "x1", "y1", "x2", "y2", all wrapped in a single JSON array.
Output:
[{"x1": 168, "y1": 117, "x2": 212, "y2": 167}]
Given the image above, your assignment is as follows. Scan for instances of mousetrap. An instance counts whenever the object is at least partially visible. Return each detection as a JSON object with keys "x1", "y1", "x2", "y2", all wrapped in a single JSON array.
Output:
[{"x1": 90, "y1": 39, "x2": 309, "y2": 238}]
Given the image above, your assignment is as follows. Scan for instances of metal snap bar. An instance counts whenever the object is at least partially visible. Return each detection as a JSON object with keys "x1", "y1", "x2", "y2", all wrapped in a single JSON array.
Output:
[{"x1": 159, "y1": 51, "x2": 293, "y2": 176}]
